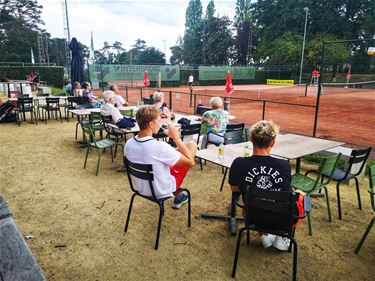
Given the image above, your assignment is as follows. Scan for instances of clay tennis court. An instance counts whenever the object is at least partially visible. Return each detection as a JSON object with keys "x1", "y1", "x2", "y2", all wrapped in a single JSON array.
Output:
[{"x1": 108, "y1": 83, "x2": 374, "y2": 150}]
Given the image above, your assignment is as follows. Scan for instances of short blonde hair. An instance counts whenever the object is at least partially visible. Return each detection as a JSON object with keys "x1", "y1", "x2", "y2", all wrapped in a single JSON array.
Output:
[
  {"x1": 210, "y1": 96, "x2": 223, "y2": 109},
  {"x1": 250, "y1": 120, "x2": 279, "y2": 148},
  {"x1": 136, "y1": 105, "x2": 161, "y2": 130},
  {"x1": 153, "y1": 91, "x2": 164, "y2": 102},
  {"x1": 103, "y1": 90, "x2": 115, "y2": 102}
]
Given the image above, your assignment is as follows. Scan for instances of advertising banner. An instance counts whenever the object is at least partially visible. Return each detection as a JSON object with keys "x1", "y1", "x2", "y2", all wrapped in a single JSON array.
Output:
[{"x1": 199, "y1": 66, "x2": 255, "y2": 80}]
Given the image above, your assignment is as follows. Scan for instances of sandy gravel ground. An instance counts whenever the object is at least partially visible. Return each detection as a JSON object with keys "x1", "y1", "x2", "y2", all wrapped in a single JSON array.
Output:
[{"x1": 0, "y1": 112, "x2": 374, "y2": 281}]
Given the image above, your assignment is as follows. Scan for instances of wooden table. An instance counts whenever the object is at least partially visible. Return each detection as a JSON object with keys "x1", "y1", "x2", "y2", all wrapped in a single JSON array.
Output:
[
  {"x1": 197, "y1": 133, "x2": 344, "y2": 172},
  {"x1": 196, "y1": 133, "x2": 344, "y2": 234}
]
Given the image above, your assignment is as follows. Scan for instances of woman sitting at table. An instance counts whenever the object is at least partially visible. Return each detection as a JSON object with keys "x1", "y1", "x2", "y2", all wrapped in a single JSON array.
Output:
[
  {"x1": 100, "y1": 91, "x2": 135, "y2": 128},
  {"x1": 200, "y1": 96, "x2": 228, "y2": 149},
  {"x1": 82, "y1": 82, "x2": 102, "y2": 108},
  {"x1": 153, "y1": 91, "x2": 171, "y2": 119}
]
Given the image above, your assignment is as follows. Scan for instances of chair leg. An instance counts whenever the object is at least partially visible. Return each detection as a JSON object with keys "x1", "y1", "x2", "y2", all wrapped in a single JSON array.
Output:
[
  {"x1": 110, "y1": 146, "x2": 114, "y2": 163},
  {"x1": 75, "y1": 122, "x2": 80, "y2": 139},
  {"x1": 355, "y1": 216, "x2": 375, "y2": 254},
  {"x1": 199, "y1": 158, "x2": 203, "y2": 170},
  {"x1": 96, "y1": 149, "x2": 102, "y2": 176},
  {"x1": 220, "y1": 168, "x2": 228, "y2": 192},
  {"x1": 323, "y1": 187, "x2": 332, "y2": 222},
  {"x1": 291, "y1": 238, "x2": 298, "y2": 281},
  {"x1": 246, "y1": 229, "x2": 250, "y2": 244},
  {"x1": 354, "y1": 177, "x2": 362, "y2": 210},
  {"x1": 155, "y1": 203, "x2": 164, "y2": 250},
  {"x1": 307, "y1": 212, "x2": 312, "y2": 236},
  {"x1": 231, "y1": 227, "x2": 246, "y2": 278},
  {"x1": 336, "y1": 182, "x2": 343, "y2": 220},
  {"x1": 83, "y1": 146, "x2": 90, "y2": 169},
  {"x1": 184, "y1": 188, "x2": 191, "y2": 227},
  {"x1": 124, "y1": 193, "x2": 137, "y2": 232},
  {"x1": 59, "y1": 110, "x2": 63, "y2": 123}
]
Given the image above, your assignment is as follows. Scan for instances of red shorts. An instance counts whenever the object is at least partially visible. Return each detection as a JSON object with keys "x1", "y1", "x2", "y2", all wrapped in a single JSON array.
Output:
[{"x1": 170, "y1": 165, "x2": 190, "y2": 191}]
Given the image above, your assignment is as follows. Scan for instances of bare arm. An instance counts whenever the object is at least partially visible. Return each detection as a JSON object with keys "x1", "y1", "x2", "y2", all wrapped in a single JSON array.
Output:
[{"x1": 164, "y1": 124, "x2": 197, "y2": 168}]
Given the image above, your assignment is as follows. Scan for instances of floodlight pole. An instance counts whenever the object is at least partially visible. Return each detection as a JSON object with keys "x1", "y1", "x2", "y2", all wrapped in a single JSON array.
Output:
[
  {"x1": 299, "y1": 7, "x2": 309, "y2": 85},
  {"x1": 162, "y1": 39, "x2": 167, "y2": 63}
]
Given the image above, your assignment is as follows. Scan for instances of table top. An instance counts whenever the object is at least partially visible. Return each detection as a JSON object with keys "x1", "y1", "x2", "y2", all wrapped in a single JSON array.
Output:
[
  {"x1": 196, "y1": 133, "x2": 344, "y2": 168},
  {"x1": 9, "y1": 96, "x2": 68, "y2": 102},
  {"x1": 68, "y1": 108, "x2": 101, "y2": 115}
]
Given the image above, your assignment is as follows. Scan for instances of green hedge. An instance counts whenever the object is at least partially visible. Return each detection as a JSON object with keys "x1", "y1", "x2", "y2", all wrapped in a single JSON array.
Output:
[{"x1": 0, "y1": 66, "x2": 64, "y2": 88}]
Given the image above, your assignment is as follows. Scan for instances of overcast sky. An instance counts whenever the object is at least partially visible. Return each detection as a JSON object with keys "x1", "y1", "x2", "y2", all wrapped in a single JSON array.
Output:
[{"x1": 38, "y1": 0, "x2": 236, "y2": 61}]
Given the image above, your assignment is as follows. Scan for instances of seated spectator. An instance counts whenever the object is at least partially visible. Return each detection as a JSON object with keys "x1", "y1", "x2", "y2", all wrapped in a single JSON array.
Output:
[
  {"x1": 228, "y1": 120, "x2": 292, "y2": 251},
  {"x1": 82, "y1": 82, "x2": 102, "y2": 108},
  {"x1": 66, "y1": 80, "x2": 72, "y2": 95},
  {"x1": 124, "y1": 105, "x2": 197, "y2": 208},
  {"x1": 153, "y1": 91, "x2": 171, "y2": 118},
  {"x1": 72, "y1": 82, "x2": 82, "y2": 97},
  {"x1": 109, "y1": 84, "x2": 129, "y2": 109},
  {"x1": 100, "y1": 91, "x2": 135, "y2": 128},
  {"x1": 200, "y1": 96, "x2": 228, "y2": 149}
]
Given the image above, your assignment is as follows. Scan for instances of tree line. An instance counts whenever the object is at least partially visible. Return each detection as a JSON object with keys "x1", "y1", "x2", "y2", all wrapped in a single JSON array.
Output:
[{"x1": 0, "y1": 0, "x2": 374, "y2": 71}]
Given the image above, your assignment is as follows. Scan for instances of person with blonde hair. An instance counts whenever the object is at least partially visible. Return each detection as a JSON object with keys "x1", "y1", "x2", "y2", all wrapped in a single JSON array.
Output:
[
  {"x1": 124, "y1": 105, "x2": 197, "y2": 208},
  {"x1": 200, "y1": 96, "x2": 228, "y2": 149},
  {"x1": 153, "y1": 91, "x2": 171, "y2": 118},
  {"x1": 228, "y1": 120, "x2": 292, "y2": 251}
]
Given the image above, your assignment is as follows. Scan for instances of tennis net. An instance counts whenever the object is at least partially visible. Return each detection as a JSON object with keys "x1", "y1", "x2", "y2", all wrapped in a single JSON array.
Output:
[
  {"x1": 322, "y1": 81, "x2": 375, "y2": 96},
  {"x1": 193, "y1": 84, "x2": 308, "y2": 101}
]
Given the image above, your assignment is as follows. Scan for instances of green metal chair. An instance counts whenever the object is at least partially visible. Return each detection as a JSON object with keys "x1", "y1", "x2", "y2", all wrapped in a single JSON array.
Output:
[
  {"x1": 291, "y1": 153, "x2": 341, "y2": 235},
  {"x1": 89, "y1": 111, "x2": 104, "y2": 139},
  {"x1": 82, "y1": 122, "x2": 118, "y2": 176},
  {"x1": 120, "y1": 108, "x2": 134, "y2": 118},
  {"x1": 355, "y1": 165, "x2": 375, "y2": 254}
]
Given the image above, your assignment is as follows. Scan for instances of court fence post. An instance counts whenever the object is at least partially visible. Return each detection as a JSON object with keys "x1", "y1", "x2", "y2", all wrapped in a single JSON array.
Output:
[
  {"x1": 99, "y1": 64, "x2": 104, "y2": 91},
  {"x1": 193, "y1": 94, "x2": 197, "y2": 114},
  {"x1": 313, "y1": 41, "x2": 325, "y2": 137},
  {"x1": 125, "y1": 85, "x2": 128, "y2": 102},
  {"x1": 262, "y1": 101, "x2": 266, "y2": 120},
  {"x1": 190, "y1": 88, "x2": 193, "y2": 107},
  {"x1": 140, "y1": 87, "x2": 143, "y2": 102},
  {"x1": 169, "y1": 91, "x2": 173, "y2": 110},
  {"x1": 305, "y1": 83, "x2": 308, "y2": 97}
]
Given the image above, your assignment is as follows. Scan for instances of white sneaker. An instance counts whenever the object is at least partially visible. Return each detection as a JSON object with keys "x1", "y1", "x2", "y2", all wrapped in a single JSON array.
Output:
[
  {"x1": 260, "y1": 234, "x2": 276, "y2": 248},
  {"x1": 272, "y1": 236, "x2": 290, "y2": 251}
]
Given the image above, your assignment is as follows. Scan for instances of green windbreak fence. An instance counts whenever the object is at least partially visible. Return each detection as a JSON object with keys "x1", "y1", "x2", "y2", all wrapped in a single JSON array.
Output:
[
  {"x1": 89, "y1": 64, "x2": 180, "y2": 82},
  {"x1": 198, "y1": 66, "x2": 256, "y2": 80}
]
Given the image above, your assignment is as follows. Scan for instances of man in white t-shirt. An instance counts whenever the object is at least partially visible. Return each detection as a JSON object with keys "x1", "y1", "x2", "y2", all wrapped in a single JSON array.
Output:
[
  {"x1": 109, "y1": 84, "x2": 129, "y2": 109},
  {"x1": 100, "y1": 91, "x2": 135, "y2": 128},
  {"x1": 124, "y1": 105, "x2": 197, "y2": 208}
]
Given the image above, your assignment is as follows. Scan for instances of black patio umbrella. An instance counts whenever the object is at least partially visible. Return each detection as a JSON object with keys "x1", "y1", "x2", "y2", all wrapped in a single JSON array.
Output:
[{"x1": 69, "y1": 37, "x2": 86, "y2": 84}]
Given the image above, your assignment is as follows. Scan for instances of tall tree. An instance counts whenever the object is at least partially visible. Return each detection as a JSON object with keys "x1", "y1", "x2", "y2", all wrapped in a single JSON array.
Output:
[
  {"x1": 204, "y1": 16, "x2": 233, "y2": 65},
  {"x1": 185, "y1": 0, "x2": 203, "y2": 29},
  {"x1": 183, "y1": 0, "x2": 203, "y2": 64},
  {"x1": 205, "y1": 0, "x2": 215, "y2": 19},
  {"x1": 170, "y1": 37, "x2": 184, "y2": 64},
  {"x1": 233, "y1": 0, "x2": 253, "y2": 65}
]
